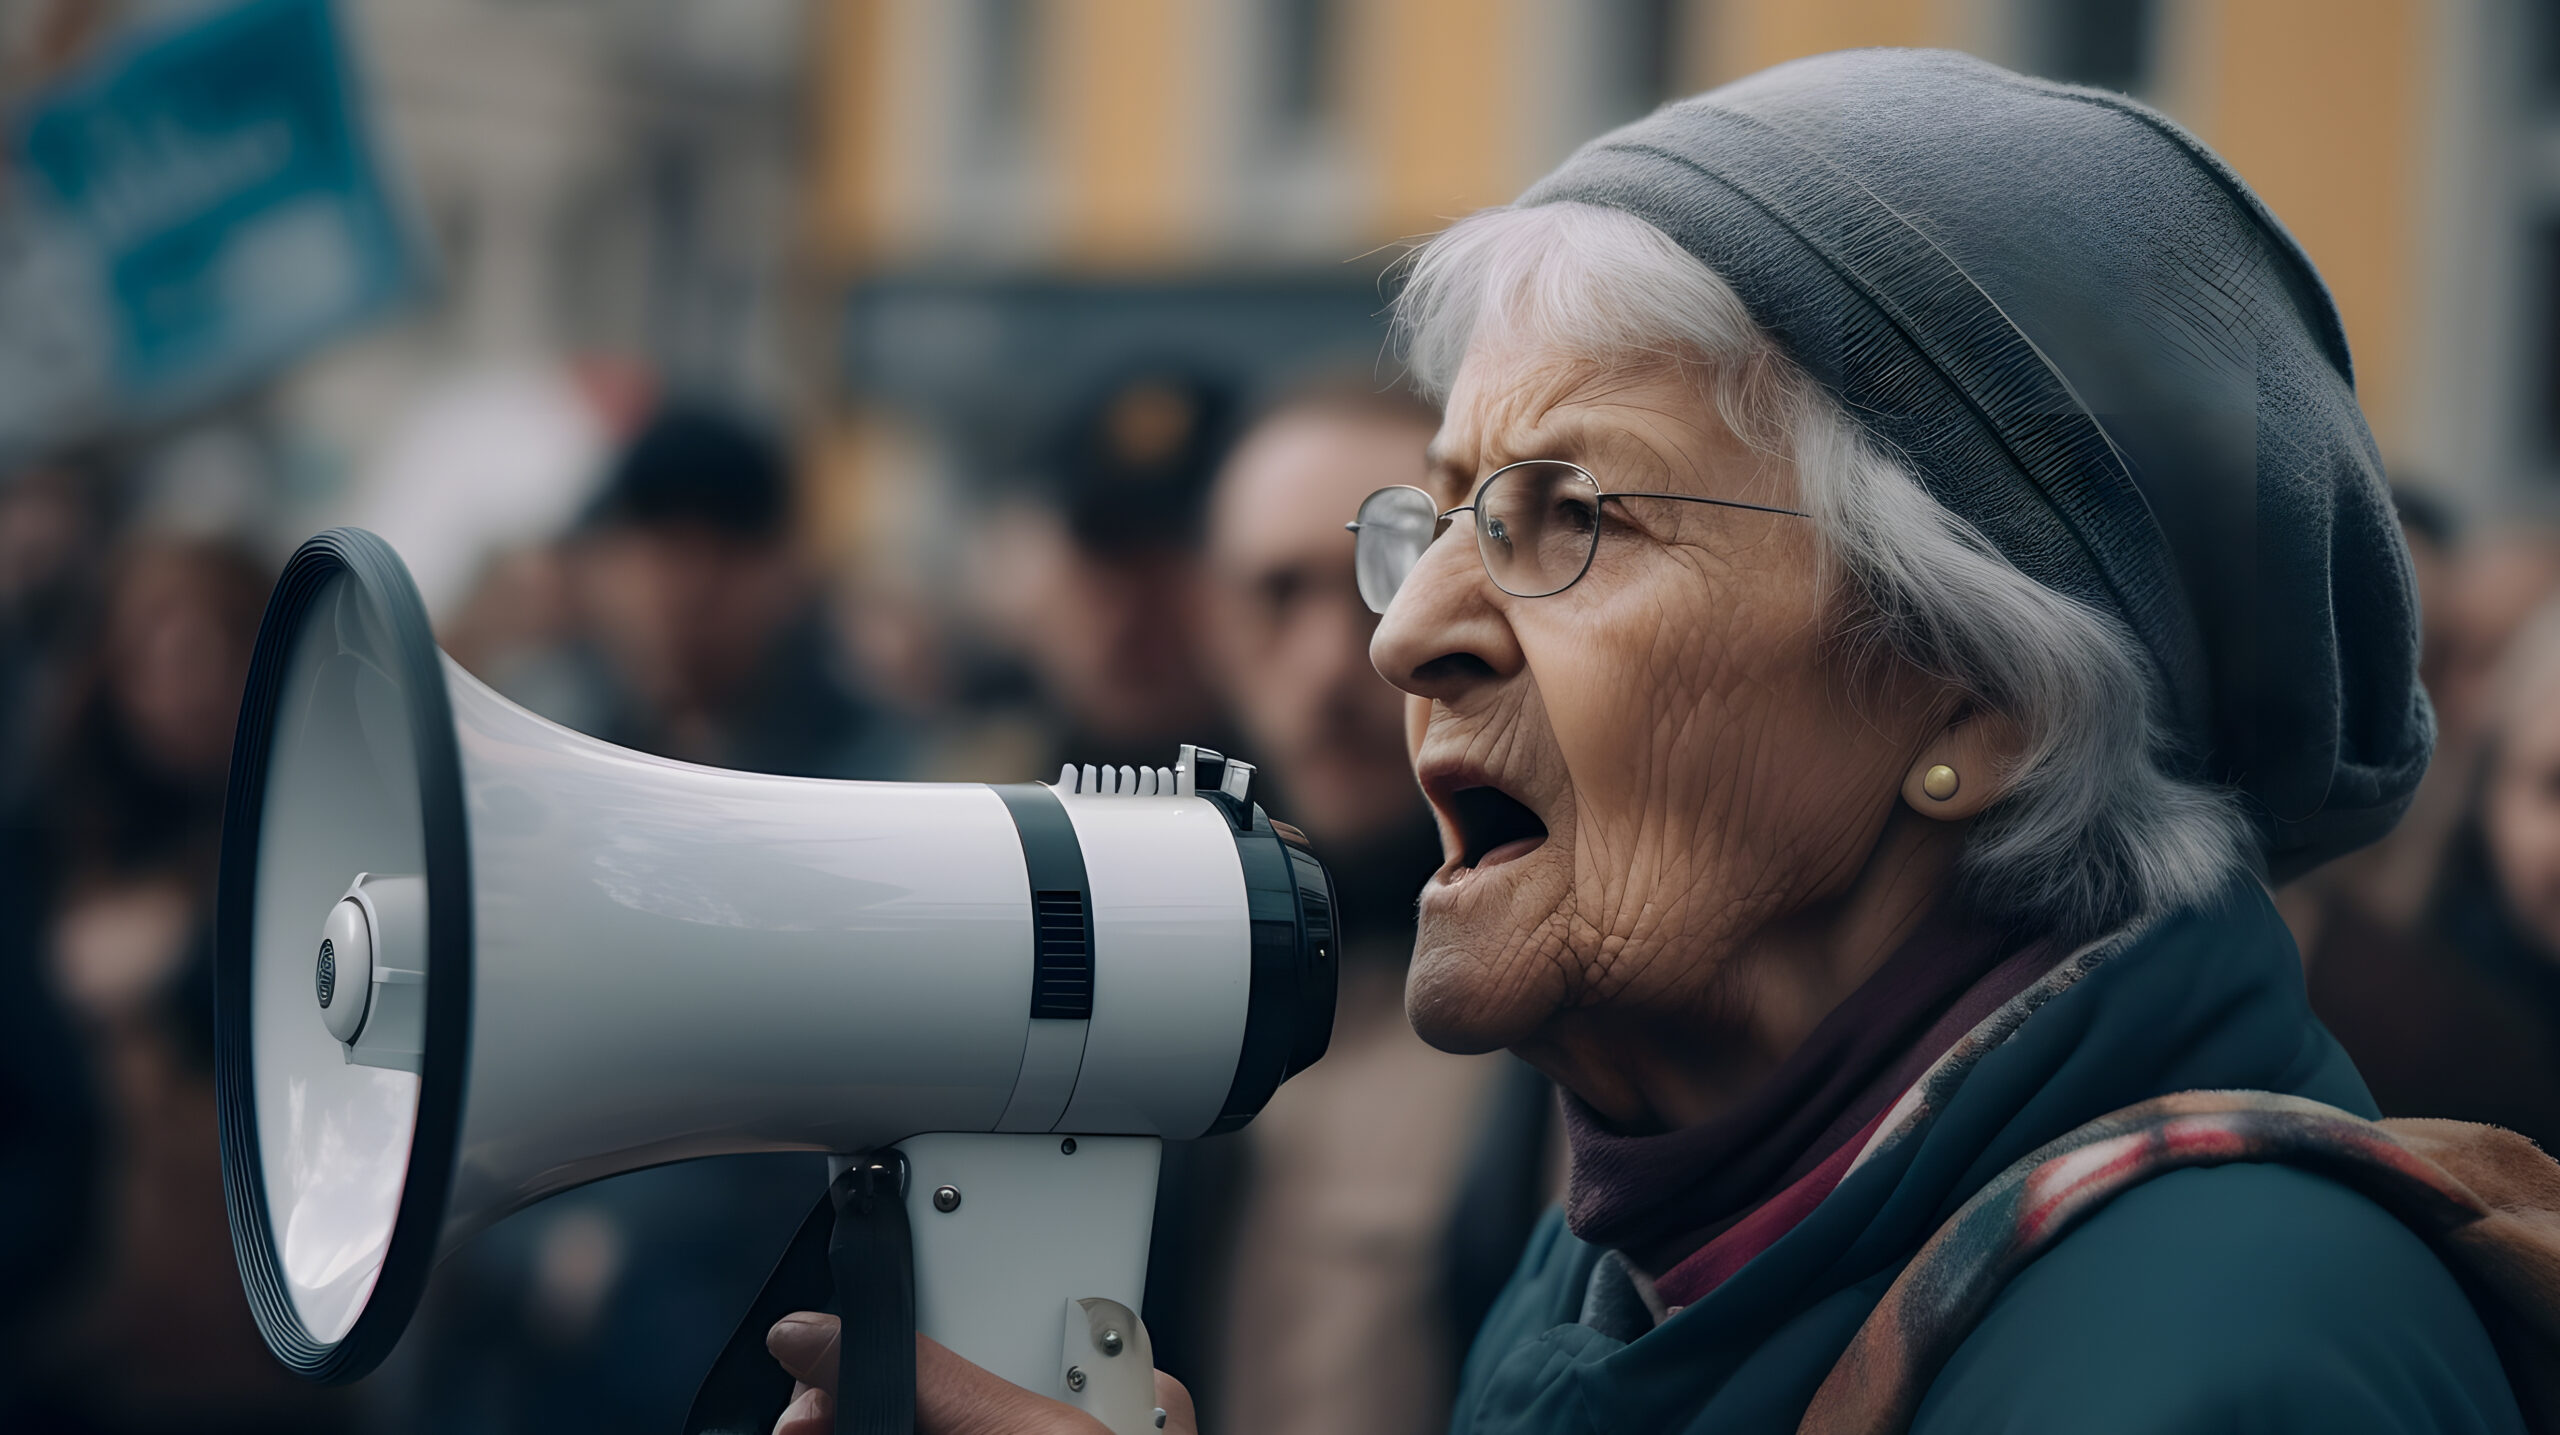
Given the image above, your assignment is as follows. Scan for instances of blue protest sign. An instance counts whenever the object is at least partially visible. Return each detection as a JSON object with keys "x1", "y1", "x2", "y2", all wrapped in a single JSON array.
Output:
[{"x1": 0, "y1": 0, "x2": 414, "y2": 457}]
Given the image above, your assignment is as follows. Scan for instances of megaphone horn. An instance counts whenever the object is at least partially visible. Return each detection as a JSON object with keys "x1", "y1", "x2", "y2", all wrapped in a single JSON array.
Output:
[{"x1": 216, "y1": 529, "x2": 1338, "y2": 1428}]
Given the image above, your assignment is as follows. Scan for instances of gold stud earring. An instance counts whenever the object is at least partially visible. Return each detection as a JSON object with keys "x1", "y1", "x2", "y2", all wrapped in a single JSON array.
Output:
[{"x1": 1922, "y1": 764, "x2": 1961, "y2": 802}]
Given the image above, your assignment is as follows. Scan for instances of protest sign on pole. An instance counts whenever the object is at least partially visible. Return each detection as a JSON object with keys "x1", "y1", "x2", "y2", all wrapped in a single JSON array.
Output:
[{"x1": 0, "y1": 0, "x2": 415, "y2": 460}]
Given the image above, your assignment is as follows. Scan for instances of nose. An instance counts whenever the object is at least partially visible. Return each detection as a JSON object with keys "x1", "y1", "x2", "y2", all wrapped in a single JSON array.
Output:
[{"x1": 1368, "y1": 516, "x2": 1524, "y2": 702}]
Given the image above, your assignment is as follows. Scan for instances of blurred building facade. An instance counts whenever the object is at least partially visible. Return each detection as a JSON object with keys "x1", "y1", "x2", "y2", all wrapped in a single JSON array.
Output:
[
  {"x1": 809, "y1": 0, "x2": 2550, "y2": 540},
  {"x1": 10, "y1": 0, "x2": 2551, "y2": 582}
]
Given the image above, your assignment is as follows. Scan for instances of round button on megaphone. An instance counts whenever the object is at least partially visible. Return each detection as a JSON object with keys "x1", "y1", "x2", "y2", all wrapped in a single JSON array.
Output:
[{"x1": 215, "y1": 528, "x2": 1337, "y2": 1401}]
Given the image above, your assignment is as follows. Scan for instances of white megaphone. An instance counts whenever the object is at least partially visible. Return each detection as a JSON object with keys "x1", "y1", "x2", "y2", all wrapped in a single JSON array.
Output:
[{"x1": 215, "y1": 529, "x2": 1337, "y2": 1433}]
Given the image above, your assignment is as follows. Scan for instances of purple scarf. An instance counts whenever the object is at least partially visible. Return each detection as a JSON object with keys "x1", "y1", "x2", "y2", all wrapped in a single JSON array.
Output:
[{"x1": 1563, "y1": 905, "x2": 2059, "y2": 1273}]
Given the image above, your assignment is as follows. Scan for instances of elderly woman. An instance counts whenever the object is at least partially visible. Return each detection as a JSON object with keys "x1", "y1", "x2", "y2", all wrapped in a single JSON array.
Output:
[{"x1": 769, "y1": 49, "x2": 2537, "y2": 1432}]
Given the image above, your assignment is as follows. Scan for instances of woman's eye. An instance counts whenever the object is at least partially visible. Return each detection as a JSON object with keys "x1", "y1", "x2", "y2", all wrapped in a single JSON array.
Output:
[{"x1": 1483, "y1": 515, "x2": 1512, "y2": 549}]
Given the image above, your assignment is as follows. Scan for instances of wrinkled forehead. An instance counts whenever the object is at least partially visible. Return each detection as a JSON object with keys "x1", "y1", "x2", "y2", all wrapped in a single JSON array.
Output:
[{"x1": 1424, "y1": 341, "x2": 1760, "y2": 507}]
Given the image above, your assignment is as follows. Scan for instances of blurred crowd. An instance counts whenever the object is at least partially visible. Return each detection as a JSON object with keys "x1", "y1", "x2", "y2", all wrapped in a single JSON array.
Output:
[
  {"x1": 22, "y1": 335, "x2": 2560, "y2": 1435},
  {"x1": 2282, "y1": 490, "x2": 2560, "y2": 1154},
  {"x1": 12, "y1": 0, "x2": 2558, "y2": 1432},
  {"x1": 0, "y1": 371, "x2": 1560, "y2": 1435},
  {"x1": 19, "y1": 321, "x2": 2560, "y2": 1435}
]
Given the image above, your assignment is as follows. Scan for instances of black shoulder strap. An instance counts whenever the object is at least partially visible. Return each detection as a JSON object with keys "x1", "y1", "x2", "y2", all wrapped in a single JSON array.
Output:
[
  {"x1": 829, "y1": 1155, "x2": 917, "y2": 1435},
  {"x1": 685, "y1": 1153, "x2": 916, "y2": 1435}
]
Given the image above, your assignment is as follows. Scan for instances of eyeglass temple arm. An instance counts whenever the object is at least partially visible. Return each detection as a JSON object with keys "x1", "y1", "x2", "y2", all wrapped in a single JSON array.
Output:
[
  {"x1": 1345, "y1": 503, "x2": 1480, "y2": 532},
  {"x1": 1606, "y1": 492, "x2": 1809, "y2": 519},
  {"x1": 1346, "y1": 495, "x2": 1807, "y2": 532}
]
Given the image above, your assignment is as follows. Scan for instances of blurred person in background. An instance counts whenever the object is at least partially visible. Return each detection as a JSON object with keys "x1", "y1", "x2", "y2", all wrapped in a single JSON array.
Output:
[
  {"x1": 0, "y1": 458, "x2": 106, "y2": 808},
  {"x1": 971, "y1": 369, "x2": 1242, "y2": 777},
  {"x1": 2436, "y1": 525, "x2": 2560, "y2": 752},
  {"x1": 2301, "y1": 505, "x2": 2560, "y2": 1149},
  {"x1": 561, "y1": 403, "x2": 913, "y2": 780},
  {"x1": 385, "y1": 400, "x2": 914, "y2": 1435},
  {"x1": 2312, "y1": 595, "x2": 2560, "y2": 1151},
  {"x1": 3, "y1": 533, "x2": 352, "y2": 1435},
  {"x1": 1145, "y1": 382, "x2": 1555, "y2": 1435}
]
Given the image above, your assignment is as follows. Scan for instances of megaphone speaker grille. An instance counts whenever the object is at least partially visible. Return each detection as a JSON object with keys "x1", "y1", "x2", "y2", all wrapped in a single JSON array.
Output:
[{"x1": 216, "y1": 529, "x2": 474, "y2": 1382}]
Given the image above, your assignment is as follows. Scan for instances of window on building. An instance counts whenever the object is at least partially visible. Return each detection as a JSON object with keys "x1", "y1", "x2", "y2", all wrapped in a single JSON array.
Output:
[
  {"x1": 2532, "y1": 0, "x2": 2560, "y2": 103},
  {"x1": 1591, "y1": 0, "x2": 1682, "y2": 126},
  {"x1": 1266, "y1": 0, "x2": 1335, "y2": 141},
  {"x1": 2021, "y1": 0, "x2": 2155, "y2": 94},
  {"x1": 967, "y1": 0, "x2": 1036, "y2": 159},
  {"x1": 2533, "y1": 220, "x2": 2560, "y2": 461}
]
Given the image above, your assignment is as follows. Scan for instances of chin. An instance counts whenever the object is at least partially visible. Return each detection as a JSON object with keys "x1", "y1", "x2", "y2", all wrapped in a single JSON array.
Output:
[
  {"x1": 1402, "y1": 770, "x2": 1576, "y2": 1052},
  {"x1": 1404, "y1": 905, "x2": 1566, "y2": 1056}
]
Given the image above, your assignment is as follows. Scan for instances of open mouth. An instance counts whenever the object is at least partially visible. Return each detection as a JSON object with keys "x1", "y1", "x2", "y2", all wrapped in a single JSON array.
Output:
[{"x1": 1447, "y1": 785, "x2": 1549, "y2": 871}]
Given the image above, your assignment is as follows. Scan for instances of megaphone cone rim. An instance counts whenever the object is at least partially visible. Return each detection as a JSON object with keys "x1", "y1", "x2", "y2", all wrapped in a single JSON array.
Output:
[{"x1": 215, "y1": 527, "x2": 475, "y2": 1383}]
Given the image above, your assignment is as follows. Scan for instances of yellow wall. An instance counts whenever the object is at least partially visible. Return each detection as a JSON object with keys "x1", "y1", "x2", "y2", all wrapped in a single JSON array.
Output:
[
  {"x1": 1357, "y1": 0, "x2": 1518, "y2": 240},
  {"x1": 809, "y1": 0, "x2": 886, "y2": 263},
  {"x1": 1055, "y1": 0, "x2": 1197, "y2": 265},
  {"x1": 2190, "y1": 0, "x2": 2427, "y2": 453},
  {"x1": 810, "y1": 0, "x2": 2430, "y2": 451},
  {"x1": 1701, "y1": 0, "x2": 1955, "y2": 84}
]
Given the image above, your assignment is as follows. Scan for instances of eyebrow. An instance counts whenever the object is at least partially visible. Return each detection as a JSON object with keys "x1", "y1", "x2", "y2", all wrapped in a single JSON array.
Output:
[
  {"x1": 1437, "y1": 409, "x2": 1790, "y2": 522},
  {"x1": 1421, "y1": 444, "x2": 1471, "y2": 502},
  {"x1": 1425, "y1": 415, "x2": 1659, "y2": 501}
]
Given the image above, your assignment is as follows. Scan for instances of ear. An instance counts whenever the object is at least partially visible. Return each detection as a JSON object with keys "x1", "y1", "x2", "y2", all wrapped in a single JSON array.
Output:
[{"x1": 1901, "y1": 705, "x2": 2029, "y2": 821}]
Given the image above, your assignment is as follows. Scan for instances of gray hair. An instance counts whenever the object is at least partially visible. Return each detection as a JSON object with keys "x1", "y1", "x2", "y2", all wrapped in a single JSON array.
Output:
[{"x1": 1392, "y1": 202, "x2": 2250, "y2": 942}]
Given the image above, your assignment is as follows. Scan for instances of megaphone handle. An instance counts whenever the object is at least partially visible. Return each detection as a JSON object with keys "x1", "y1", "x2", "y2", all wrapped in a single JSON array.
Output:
[
  {"x1": 688, "y1": 1135, "x2": 1161, "y2": 1434},
  {"x1": 828, "y1": 1153, "x2": 918, "y2": 1435}
]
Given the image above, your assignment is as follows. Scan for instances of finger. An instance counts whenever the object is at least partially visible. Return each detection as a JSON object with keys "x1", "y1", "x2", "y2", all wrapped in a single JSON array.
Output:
[
  {"x1": 773, "y1": 1383, "x2": 833, "y2": 1435},
  {"x1": 1153, "y1": 1370, "x2": 1199, "y2": 1434},
  {"x1": 916, "y1": 1335, "x2": 1110, "y2": 1435},
  {"x1": 768, "y1": 1312, "x2": 841, "y2": 1392}
]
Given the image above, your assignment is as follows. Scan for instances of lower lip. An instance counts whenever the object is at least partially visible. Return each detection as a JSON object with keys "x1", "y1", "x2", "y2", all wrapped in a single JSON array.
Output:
[
  {"x1": 1475, "y1": 835, "x2": 1546, "y2": 871},
  {"x1": 1430, "y1": 835, "x2": 1548, "y2": 897}
]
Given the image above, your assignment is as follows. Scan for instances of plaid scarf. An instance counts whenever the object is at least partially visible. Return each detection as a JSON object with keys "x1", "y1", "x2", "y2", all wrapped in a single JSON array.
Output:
[{"x1": 1803, "y1": 1089, "x2": 2560, "y2": 1434}]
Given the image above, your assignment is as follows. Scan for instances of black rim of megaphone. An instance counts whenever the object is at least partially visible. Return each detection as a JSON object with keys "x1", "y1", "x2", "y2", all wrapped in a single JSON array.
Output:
[{"x1": 214, "y1": 527, "x2": 473, "y2": 1383}]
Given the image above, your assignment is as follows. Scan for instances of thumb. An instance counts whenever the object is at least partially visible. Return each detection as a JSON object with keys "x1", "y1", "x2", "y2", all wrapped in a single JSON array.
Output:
[{"x1": 767, "y1": 1312, "x2": 840, "y2": 1391}]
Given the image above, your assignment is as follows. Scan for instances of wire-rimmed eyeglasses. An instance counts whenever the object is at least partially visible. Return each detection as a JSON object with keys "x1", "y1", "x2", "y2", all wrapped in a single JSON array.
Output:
[{"x1": 1344, "y1": 459, "x2": 1807, "y2": 615}]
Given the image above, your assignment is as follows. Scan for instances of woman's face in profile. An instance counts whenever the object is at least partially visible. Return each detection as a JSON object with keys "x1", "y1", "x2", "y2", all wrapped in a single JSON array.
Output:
[
  {"x1": 1370, "y1": 343, "x2": 1948, "y2": 1071},
  {"x1": 2486, "y1": 668, "x2": 2560, "y2": 955}
]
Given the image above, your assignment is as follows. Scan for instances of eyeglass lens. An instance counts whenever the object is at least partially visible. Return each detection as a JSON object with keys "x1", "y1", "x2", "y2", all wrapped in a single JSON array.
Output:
[
  {"x1": 1353, "y1": 486, "x2": 1437, "y2": 614},
  {"x1": 1479, "y1": 462, "x2": 1602, "y2": 600},
  {"x1": 1352, "y1": 462, "x2": 1605, "y2": 614}
]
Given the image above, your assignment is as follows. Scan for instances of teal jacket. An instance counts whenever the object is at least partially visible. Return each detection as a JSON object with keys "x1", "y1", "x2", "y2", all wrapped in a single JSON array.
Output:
[{"x1": 1452, "y1": 881, "x2": 2526, "y2": 1433}]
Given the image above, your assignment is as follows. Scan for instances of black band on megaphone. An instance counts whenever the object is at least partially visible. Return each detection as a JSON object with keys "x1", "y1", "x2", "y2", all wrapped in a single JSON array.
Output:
[{"x1": 993, "y1": 783, "x2": 1096, "y2": 1021}]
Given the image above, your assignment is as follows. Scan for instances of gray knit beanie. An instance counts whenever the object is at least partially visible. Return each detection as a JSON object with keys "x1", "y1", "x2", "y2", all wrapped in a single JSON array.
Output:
[{"x1": 1521, "y1": 48, "x2": 2430, "y2": 879}]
